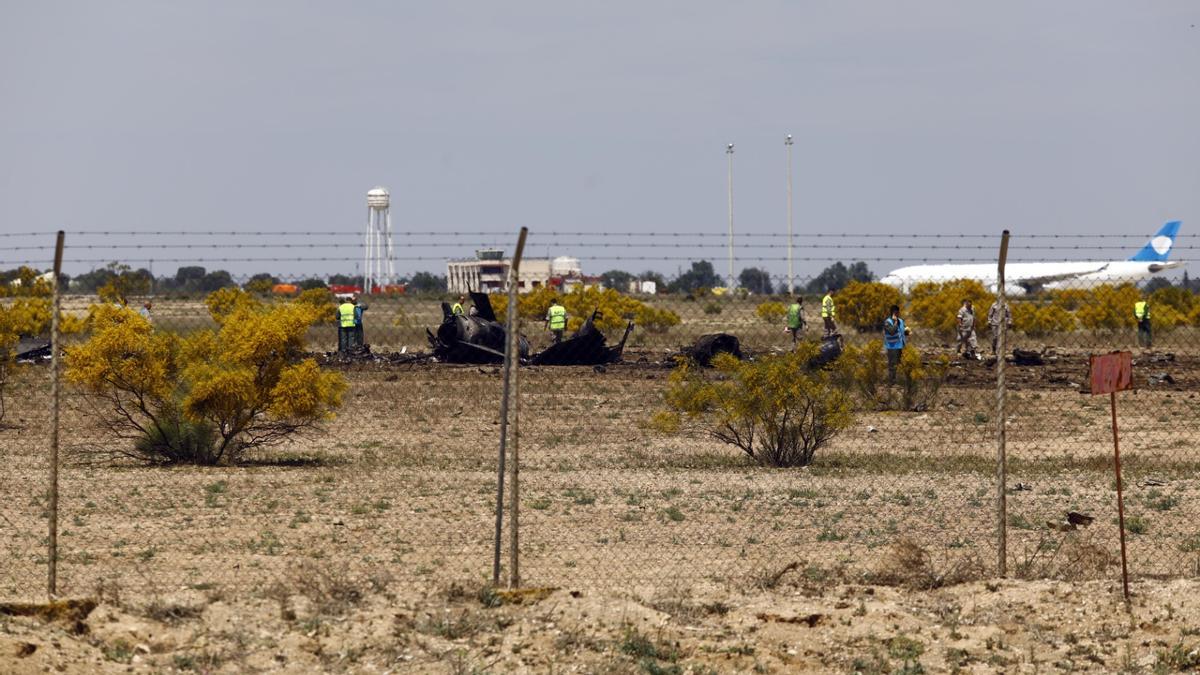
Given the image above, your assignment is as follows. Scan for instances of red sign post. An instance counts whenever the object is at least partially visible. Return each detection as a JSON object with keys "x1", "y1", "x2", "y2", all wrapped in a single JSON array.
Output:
[{"x1": 1088, "y1": 351, "x2": 1134, "y2": 602}]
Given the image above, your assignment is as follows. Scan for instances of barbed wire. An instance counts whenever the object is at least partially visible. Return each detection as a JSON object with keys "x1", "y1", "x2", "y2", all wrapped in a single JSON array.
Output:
[
  {"x1": 0, "y1": 255, "x2": 1190, "y2": 266},
  {"x1": 1, "y1": 242, "x2": 1195, "y2": 252},
  {"x1": 0, "y1": 230, "x2": 1183, "y2": 239}
]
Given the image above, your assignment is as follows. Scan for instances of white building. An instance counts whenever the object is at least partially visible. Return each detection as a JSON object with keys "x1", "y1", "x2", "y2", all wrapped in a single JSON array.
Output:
[{"x1": 447, "y1": 250, "x2": 582, "y2": 294}]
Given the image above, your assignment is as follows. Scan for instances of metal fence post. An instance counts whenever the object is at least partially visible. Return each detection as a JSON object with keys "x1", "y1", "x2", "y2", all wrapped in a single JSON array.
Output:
[
  {"x1": 48, "y1": 230, "x2": 64, "y2": 598},
  {"x1": 995, "y1": 230, "x2": 1010, "y2": 577},
  {"x1": 492, "y1": 227, "x2": 528, "y2": 587},
  {"x1": 508, "y1": 282, "x2": 522, "y2": 590}
]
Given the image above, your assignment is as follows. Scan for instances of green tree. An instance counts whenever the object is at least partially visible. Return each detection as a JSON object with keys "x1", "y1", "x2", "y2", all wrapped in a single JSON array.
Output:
[
  {"x1": 600, "y1": 269, "x2": 635, "y2": 291},
  {"x1": 297, "y1": 278, "x2": 328, "y2": 291},
  {"x1": 405, "y1": 272, "x2": 447, "y2": 293},
  {"x1": 243, "y1": 273, "x2": 279, "y2": 294},
  {"x1": 738, "y1": 267, "x2": 774, "y2": 295},
  {"x1": 669, "y1": 261, "x2": 721, "y2": 294},
  {"x1": 805, "y1": 261, "x2": 873, "y2": 294}
]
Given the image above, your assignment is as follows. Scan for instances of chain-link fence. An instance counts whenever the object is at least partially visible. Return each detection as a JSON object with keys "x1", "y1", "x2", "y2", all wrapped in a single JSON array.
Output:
[{"x1": 2, "y1": 227, "x2": 1198, "y2": 606}]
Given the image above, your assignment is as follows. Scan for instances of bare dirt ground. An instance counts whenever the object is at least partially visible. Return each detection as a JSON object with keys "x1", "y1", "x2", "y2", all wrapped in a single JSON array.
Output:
[
  {"x1": 4, "y1": 307, "x2": 1200, "y2": 671},
  {"x1": 5, "y1": 576, "x2": 1200, "y2": 672}
]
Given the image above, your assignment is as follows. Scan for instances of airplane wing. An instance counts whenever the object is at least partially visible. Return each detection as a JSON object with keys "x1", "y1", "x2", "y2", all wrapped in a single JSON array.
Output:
[{"x1": 1014, "y1": 264, "x2": 1109, "y2": 292}]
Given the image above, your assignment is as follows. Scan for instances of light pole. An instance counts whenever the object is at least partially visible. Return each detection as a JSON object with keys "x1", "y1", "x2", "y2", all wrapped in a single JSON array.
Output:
[
  {"x1": 785, "y1": 134, "x2": 794, "y2": 294},
  {"x1": 726, "y1": 143, "x2": 735, "y2": 289}
]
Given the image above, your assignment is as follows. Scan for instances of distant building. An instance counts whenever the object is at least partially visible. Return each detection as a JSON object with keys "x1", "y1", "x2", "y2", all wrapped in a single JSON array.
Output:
[{"x1": 447, "y1": 250, "x2": 589, "y2": 294}]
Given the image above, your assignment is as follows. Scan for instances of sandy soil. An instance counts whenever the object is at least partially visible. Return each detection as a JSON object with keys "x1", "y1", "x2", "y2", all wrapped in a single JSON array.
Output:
[
  {"x1": 3, "y1": 309, "x2": 1200, "y2": 672},
  {"x1": 3, "y1": 576, "x2": 1200, "y2": 672}
]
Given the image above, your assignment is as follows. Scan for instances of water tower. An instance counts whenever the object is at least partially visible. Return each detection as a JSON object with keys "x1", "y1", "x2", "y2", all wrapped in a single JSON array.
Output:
[{"x1": 363, "y1": 187, "x2": 395, "y2": 293}]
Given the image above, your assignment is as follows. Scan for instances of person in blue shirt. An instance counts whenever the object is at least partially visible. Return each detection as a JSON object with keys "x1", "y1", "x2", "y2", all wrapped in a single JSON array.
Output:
[
  {"x1": 883, "y1": 304, "x2": 909, "y2": 384},
  {"x1": 352, "y1": 297, "x2": 369, "y2": 349}
]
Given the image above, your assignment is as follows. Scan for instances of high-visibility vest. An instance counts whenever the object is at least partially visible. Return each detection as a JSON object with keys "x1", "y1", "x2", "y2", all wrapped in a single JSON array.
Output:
[
  {"x1": 787, "y1": 303, "x2": 802, "y2": 329},
  {"x1": 338, "y1": 302, "x2": 356, "y2": 328},
  {"x1": 451, "y1": 303, "x2": 464, "y2": 316},
  {"x1": 547, "y1": 304, "x2": 567, "y2": 330},
  {"x1": 821, "y1": 294, "x2": 835, "y2": 318},
  {"x1": 1134, "y1": 301, "x2": 1149, "y2": 321}
]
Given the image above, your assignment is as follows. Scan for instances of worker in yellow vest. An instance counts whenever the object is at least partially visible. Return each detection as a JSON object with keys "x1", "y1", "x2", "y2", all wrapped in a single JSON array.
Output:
[
  {"x1": 821, "y1": 287, "x2": 838, "y2": 336},
  {"x1": 545, "y1": 298, "x2": 567, "y2": 344},
  {"x1": 337, "y1": 297, "x2": 357, "y2": 354},
  {"x1": 451, "y1": 295, "x2": 466, "y2": 316},
  {"x1": 1134, "y1": 299, "x2": 1151, "y2": 348},
  {"x1": 786, "y1": 296, "x2": 805, "y2": 347}
]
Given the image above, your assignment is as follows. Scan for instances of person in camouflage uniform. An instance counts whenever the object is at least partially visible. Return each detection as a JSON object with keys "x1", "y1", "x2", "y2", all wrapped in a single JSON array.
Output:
[{"x1": 956, "y1": 299, "x2": 979, "y2": 360}]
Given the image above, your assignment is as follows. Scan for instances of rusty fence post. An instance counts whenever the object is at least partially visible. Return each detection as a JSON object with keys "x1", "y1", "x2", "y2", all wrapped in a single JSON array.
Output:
[
  {"x1": 492, "y1": 227, "x2": 528, "y2": 586},
  {"x1": 995, "y1": 230, "x2": 1010, "y2": 577},
  {"x1": 48, "y1": 230, "x2": 64, "y2": 598}
]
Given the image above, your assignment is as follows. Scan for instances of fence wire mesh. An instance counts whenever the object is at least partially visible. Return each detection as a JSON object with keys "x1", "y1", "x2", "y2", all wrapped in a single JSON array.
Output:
[{"x1": 1, "y1": 229, "x2": 1198, "y2": 606}]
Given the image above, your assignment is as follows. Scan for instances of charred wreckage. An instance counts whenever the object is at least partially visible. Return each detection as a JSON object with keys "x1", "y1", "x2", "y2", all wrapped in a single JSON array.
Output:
[{"x1": 426, "y1": 292, "x2": 632, "y2": 366}]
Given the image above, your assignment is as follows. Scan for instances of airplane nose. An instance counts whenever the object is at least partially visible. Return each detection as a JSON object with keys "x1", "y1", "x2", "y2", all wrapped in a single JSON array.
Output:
[{"x1": 880, "y1": 275, "x2": 900, "y2": 287}]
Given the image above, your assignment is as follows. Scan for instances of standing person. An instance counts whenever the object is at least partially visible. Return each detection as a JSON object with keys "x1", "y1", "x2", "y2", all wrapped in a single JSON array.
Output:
[
  {"x1": 337, "y1": 296, "x2": 357, "y2": 354},
  {"x1": 987, "y1": 299, "x2": 1013, "y2": 356},
  {"x1": 1135, "y1": 298, "x2": 1152, "y2": 348},
  {"x1": 883, "y1": 304, "x2": 909, "y2": 385},
  {"x1": 138, "y1": 301, "x2": 153, "y2": 323},
  {"x1": 545, "y1": 298, "x2": 567, "y2": 344},
  {"x1": 956, "y1": 299, "x2": 979, "y2": 360},
  {"x1": 353, "y1": 297, "x2": 369, "y2": 349},
  {"x1": 786, "y1": 296, "x2": 805, "y2": 347},
  {"x1": 821, "y1": 287, "x2": 837, "y2": 336},
  {"x1": 451, "y1": 295, "x2": 466, "y2": 316}
]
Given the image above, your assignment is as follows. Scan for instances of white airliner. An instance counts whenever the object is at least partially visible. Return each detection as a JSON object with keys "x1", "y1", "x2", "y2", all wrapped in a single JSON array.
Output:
[{"x1": 879, "y1": 221, "x2": 1183, "y2": 295}]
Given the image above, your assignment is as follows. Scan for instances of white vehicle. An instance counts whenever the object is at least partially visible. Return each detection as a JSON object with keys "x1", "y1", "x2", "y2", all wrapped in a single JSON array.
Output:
[{"x1": 879, "y1": 221, "x2": 1183, "y2": 295}]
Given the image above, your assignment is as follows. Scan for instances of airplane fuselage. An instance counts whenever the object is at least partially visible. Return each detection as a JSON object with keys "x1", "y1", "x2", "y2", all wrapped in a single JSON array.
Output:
[{"x1": 880, "y1": 260, "x2": 1184, "y2": 295}]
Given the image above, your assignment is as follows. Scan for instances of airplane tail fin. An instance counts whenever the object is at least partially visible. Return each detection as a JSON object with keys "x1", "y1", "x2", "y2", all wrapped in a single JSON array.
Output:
[{"x1": 1129, "y1": 221, "x2": 1181, "y2": 262}]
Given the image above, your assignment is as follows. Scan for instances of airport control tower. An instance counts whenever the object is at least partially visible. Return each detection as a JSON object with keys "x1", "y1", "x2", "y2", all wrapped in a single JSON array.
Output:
[{"x1": 364, "y1": 187, "x2": 395, "y2": 293}]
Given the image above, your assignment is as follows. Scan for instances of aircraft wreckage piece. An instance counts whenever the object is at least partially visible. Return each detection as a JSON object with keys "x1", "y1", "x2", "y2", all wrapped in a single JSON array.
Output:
[
  {"x1": 807, "y1": 334, "x2": 844, "y2": 369},
  {"x1": 530, "y1": 310, "x2": 634, "y2": 366},
  {"x1": 684, "y1": 333, "x2": 743, "y2": 366},
  {"x1": 14, "y1": 338, "x2": 52, "y2": 363},
  {"x1": 427, "y1": 291, "x2": 530, "y2": 364}
]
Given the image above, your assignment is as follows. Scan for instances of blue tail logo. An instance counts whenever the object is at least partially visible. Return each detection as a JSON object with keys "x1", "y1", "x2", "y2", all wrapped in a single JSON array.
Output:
[{"x1": 1129, "y1": 221, "x2": 1182, "y2": 262}]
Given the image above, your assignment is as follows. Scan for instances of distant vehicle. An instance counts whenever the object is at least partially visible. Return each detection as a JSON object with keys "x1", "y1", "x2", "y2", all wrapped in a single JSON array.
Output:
[
  {"x1": 879, "y1": 221, "x2": 1183, "y2": 295},
  {"x1": 271, "y1": 283, "x2": 300, "y2": 295}
]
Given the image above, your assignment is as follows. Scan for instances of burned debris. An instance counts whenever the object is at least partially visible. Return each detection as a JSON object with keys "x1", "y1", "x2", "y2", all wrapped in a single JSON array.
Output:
[
  {"x1": 681, "y1": 333, "x2": 743, "y2": 367},
  {"x1": 530, "y1": 310, "x2": 633, "y2": 366},
  {"x1": 427, "y1": 291, "x2": 529, "y2": 364}
]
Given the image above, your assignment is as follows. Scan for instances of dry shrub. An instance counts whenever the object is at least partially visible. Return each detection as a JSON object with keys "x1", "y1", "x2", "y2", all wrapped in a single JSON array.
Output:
[
  {"x1": 873, "y1": 538, "x2": 984, "y2": 590},
  {"x1": 1014, "y1": 530, "x2": 1114, "y2": 581},
  {"x1": 270, "y1": 561, "x2": 368, "y2": 620}
]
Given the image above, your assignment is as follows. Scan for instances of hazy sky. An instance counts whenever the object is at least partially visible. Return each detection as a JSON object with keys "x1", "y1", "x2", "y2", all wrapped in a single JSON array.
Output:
[{"x1": 2, "y1": 1, "x2": 1198, "y2": 281}]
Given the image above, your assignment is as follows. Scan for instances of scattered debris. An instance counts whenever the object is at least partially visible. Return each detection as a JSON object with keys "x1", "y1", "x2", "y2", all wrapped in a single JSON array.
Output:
[
  {"x1": 1011, "y1": 482, "x2": 1032, "y2": 492},
  {"x1": 1067, "y1": 511, "x2": 1094, "y2": 527},
  {"x1": 1148, "y1": 372, "x2": 1176, "y2": 385},
  {"x1": 1012, "y1": 349, "x2": 1045, "y2": 366},
  {"x1": 681, "y1": 333, "x2": 743, "y2": 367},
  {"x1": 530, "y1": 310, "x2": 633, "y2": 366},
  {"x1": 1138, "y1": 477, "x2": 1168, "y2": 488}
]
